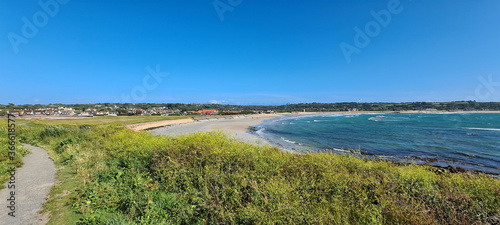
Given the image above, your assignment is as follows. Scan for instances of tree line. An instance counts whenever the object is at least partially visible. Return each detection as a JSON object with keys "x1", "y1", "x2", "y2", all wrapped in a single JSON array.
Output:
[{"x1": 2, "y1": 101, "x2": 500, "y2": 114}]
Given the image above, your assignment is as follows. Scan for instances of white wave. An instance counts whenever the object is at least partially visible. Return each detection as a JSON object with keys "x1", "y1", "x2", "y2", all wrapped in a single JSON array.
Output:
[
  {"x1": 330, "y1": 148, "x2": 350, "y2": 153},
  {"x1": 467, "y1": 128, "x2": 500, "y2": 131},
  {"x1": 255, "y1": 128, "x2": 266, "y2": 135},
  {"x1": 268, "y1": 114, "x2": 323, "y2": 123},
  {"x1": 322, "y1": 114, "x2": 346, "y2": 118},
  {"x1": 280, "y1": 137, "x2": 296, "y2": 144},
  {"x1": 289, "y1": 122, "x2": 295, "y2": 124},
  {"x1": 368, "y1": 116, "x2": 407, "y2": 122}
]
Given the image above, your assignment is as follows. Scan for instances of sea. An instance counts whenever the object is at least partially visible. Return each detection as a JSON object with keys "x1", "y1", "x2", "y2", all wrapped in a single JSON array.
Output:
[{"x1": 251, "y1": 113, "x2": 500, "y2": 175}]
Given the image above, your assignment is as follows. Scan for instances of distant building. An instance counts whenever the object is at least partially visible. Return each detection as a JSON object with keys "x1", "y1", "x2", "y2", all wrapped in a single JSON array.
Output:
[
  {"x1": 222, "y1": 110, "x2": 239, "y2": 114},
  {"x1": 78, "y1": 112, "x2": 93, "y2": 117},
  {"x1": 24, "y1": 110, "x2": 34, "y2": 115},
  {"x1": 196, "y1": 109, "x2": 218, "y2": 115},
  {"x1": 60, "y1": 111, "x2": 75, "y2": 116},
  {"x1": 34, "y1": 110, "x2": 44, "y2": 116},
  {"x1": 58, "y1": 107, "x2": 73, "y2": 111},
  {"x1": 7, "y1": 110, "x2": 22, "y2": 116}
]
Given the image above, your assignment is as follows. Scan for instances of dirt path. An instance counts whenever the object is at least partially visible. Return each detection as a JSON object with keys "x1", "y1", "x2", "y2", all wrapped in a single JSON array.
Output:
[{"x1": 0, "y1": 144, "x2": 56, "y2": 225}]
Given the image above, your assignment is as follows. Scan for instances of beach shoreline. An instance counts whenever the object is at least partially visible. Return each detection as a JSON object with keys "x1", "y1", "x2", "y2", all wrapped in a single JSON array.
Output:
[
  {"x1": 148, "y1": 114, "x2": 284, "y2": 146},
  {"x1": 141, "y1": 110, "x2": 500, "y2": 133},
  {"x1": 144, "y1": 110, "x2": 500, "y2": 144},
  {"x1": 146, "y1": 111, "x2": 500, "y2": 175}
]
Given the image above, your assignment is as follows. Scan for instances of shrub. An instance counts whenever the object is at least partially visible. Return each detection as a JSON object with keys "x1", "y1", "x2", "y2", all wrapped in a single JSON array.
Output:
[
  {"x1": 14, "y1": 124, "x2": 500, "y2": 224},
  {"x1": 40, "y1": 126, "x2": 68, "y2": 139},
  {"x1": 55, "y1": 137, "x2": 81, "y2": 154},
  {"x1": 66, "y1": 129, "x2": 500, "y2": 224}
]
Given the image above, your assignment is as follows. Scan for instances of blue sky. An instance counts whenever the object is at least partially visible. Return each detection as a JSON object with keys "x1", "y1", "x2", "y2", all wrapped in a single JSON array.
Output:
[{"x1": 1, "y1": 0, "x2": 499, "y2": 105}]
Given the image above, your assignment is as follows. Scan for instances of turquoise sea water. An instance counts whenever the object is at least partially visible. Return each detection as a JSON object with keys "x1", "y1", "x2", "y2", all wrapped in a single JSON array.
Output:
[{"x1": 252, "y1": 113, "x2": 500, "y2": 174}]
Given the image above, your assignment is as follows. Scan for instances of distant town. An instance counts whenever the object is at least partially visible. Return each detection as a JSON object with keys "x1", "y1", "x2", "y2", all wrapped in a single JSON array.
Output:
[
  {"x1": 2, "y1": 106, "x2": 270, "y2": 117},
  {"x1": 1, "y1": 103, "x2": 270, "y2": 117},
  {"x1": 1, "y1": 101, "x2": 500, "y2": 117}
]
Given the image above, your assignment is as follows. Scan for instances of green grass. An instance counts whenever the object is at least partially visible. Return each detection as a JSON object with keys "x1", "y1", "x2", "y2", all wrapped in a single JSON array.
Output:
[
  {"x1": 15, "y1": 123, "x2": 500, "y2": 224},
  {"x1": 0, "y1": 121, "x2": 29, "y2": 187},
  {"x1": 17, "y1": 115, "x2": 189, "y2": 127},
  {"x1": 42, "y1": 163, "x2": 82, "y2": 225}
]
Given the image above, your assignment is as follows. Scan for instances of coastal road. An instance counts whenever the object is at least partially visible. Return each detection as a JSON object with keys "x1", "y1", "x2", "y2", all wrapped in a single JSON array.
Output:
[{"x1": 0, "y1": 144, "x2": 56, "y2": 225}]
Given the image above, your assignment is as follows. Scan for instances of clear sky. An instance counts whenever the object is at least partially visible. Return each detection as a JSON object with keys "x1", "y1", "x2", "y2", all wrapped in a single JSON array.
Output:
[{"x1": 1, "y1": 0, "x2": 499, "y2": 105}]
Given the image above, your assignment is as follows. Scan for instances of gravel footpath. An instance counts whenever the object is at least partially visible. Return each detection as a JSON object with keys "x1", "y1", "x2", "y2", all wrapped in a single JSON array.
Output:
[{"x1": 0, "y1": 144, "x2": 56, "y2": 225}]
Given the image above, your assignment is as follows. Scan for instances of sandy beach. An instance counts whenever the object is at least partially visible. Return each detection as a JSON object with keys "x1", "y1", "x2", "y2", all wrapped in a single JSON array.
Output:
[
  {"x1": 149, "y1": 114, "x2": 283, "y2": 145},
  {"x1": 145, "y1": 110, "x2": 500, "y2": 146},
  {"x1": 126, "y1": 118, "x2": 196, "y2": 131}
]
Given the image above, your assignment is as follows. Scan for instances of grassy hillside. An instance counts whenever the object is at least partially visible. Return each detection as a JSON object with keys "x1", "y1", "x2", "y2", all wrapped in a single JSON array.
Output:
[
  {"x1": 17, "y1": 115, "x2": 188, "y2": 127},
  {"x1": 15, "y1": 124, "x2": 500, "y2": 224},
  {"x1": 0, "y1": 122, "x2": 29, "y2": 186}
]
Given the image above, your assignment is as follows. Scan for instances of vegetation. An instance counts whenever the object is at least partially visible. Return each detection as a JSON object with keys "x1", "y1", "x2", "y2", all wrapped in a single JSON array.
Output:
[
  {"x1": 0, "y1": 122, "x2": 29, "y2": 186},
  {"x1": 17, "y1": 116, "x2": 188, "y2": 127},
  {"x1": 13, "y1": 122, "x2": 500, "y2": 224},
  {"x1": 2, "y1": 101, "x2": 500, "y2": 114}
]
